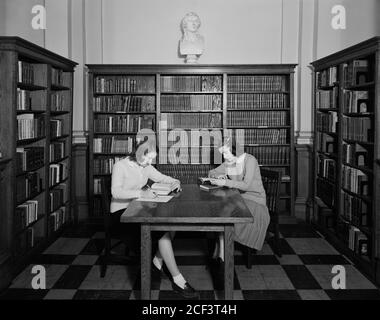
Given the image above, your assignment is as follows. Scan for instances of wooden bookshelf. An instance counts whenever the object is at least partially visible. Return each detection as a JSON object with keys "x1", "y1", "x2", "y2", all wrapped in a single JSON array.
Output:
[
  {"x1": 87, "y1": 64, "x2": 296, "y2": 220},
  {"x1": 311, "y1": 37, "x2": 380, "y2": 282},
  {"x1": 0, "y1": 37, "x2": 77, "y2": 285}
]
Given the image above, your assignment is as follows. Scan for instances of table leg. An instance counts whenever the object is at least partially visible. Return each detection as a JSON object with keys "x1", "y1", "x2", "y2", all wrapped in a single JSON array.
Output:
[
  {"x1": 141, "y1": 224, "x2": 151, "y2": 300},
  {"x1": 224, "y1": 224, "x2": 234, "y2": 300}
]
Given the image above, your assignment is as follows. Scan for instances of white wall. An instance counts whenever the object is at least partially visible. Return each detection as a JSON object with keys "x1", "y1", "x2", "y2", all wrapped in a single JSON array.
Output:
[{"x1": 1, "y1": 0, "x2": 379, "y2": 144}]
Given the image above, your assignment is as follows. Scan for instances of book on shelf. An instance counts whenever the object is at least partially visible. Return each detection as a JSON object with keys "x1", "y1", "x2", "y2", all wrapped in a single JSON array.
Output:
[
  {"x1": 95, "y1": 75, "x2": 155, "y2": 93},
  {"x1": 161, "y1": 94, "x2": 222, "y2": 111},
  {"x1": 94, "y1": 114, "x2": 155, "y2": 133},
  {"x1": 49, "y1": 207, "x2": 66, "y2": 232},
  {"x1": 341, "y1": 190, "x2": 369, "y2": 227},
  {"x1": 316, "y1": 87, "x2": 338, "y2": 109},
  {"x1": 342, "y1": 116, "x2": 372, "y2": 142},
  {"x1": 49, "y1": 142, "x2": 65, "y2": 162},
  {"x1": 348, "y1": 225, "x2": 369, "y2": 256},
  {"x1": 317, "y1": 156, "x2": 336, "y2": 181},
  {"x1": 50, "y1": 119, "x2": 63, "y2": 138},
  {"x1": 15, "y1": 200, "x2": 38, "y2": 231},
  {"x1": 49, "y1": 162, "x2": 68, "y2": 186},
  {"x1": 343, "y1": 60, "x2": 369, "y2": 87},
  {"x1": 245, "y1": 146, "x2": 289, "y2": 165},
  {"x1": 18, "y1": 61, "x2": 48, "y2": 87},
  {"x1": 51, "y1": 68, "x2": 72, "y2": 87},
  {"x1": 342, "y1": 143, "x2": 369, "y2": 167},
  {"x1": 231, "y1": 128, "x2": 287, "y2": 145},
  {"x1": 343, "y1": 90, "x2": 369, "y2": 114},
  {"x1": 49, "y1": 183, "x2": 67, "y2": 212},
  {"x1": 160, "y1": 75, "x2": 222, "y2": 92},
  {"x1": 51, "y1": 91, "x2": 71, "y2": 111},
  {"x1": 161, "y1": 113, "x2": 221, "y2": 129},
  {"x1": 227, "y1": 111, "x2": 287, "y2": 127},
  {"x1": 94, "y1": 95, "x2": 155, "y2": 113},
  {"x1": 16, "y1": 172, "x2": 43, "y2": 204},
  {"x1": 17, "y1": 113, "x2": 45, "y2": 140},
  {"x1": 93, "y1": 136, "x2": 134, "y2": 154},
  {"x1": 17, "y1": 89, "x2": 47, "y2": 111},
  {"x1": 228, "y1": 93, "x2": 287, "y2": 110},
  {"x1": 342, "y1": 165, "x2": 370, "y2": 196},
  {"x1": 316, "y1": 132, "x2": 336, "y2": 154},
  {"x1": 94, "y1": 156, "x2": 124, "y2": 175},
  {"x1": 316, "y1": 111, "x2": 338, "y2": 133},
  {"x1": 316, "y1": 66, "x2": 338, "y2": 87},
  {"x1": 16, "y1": 147, "x2": 45, "y2": 174},
  {"x1": 227, "y1": 75, "x2": 286, "y2": 92}
]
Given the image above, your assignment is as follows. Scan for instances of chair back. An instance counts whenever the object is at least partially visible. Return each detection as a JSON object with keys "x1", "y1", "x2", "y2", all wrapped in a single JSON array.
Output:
[
  {"x1": 260, "y1": 168, "x2": 282, "y2": 216},
  {"x1": 100, "y1": 176, "x2": 112, "y2": 215}
]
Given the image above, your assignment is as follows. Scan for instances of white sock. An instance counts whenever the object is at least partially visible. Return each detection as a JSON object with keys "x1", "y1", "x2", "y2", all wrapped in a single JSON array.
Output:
[
  {"x1": 153, "y1": 256, "x2": 163, "y2": 270},
  {"x1": 173, "y1": 273, "x2": 186, "y2": 289}
]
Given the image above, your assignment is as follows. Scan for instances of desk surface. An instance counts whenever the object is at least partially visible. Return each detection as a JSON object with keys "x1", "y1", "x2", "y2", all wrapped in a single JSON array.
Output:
[{"x1": 120, "y1": 184, "x2": 253, "y2": 224}]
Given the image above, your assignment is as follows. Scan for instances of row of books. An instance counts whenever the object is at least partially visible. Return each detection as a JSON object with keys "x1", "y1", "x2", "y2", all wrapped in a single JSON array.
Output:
[
  {"x1": 95, "y1": 76, "x2": 155, "y2": 93},
  {"x1": 316, "y1": 178, "x2": 335, "y2": 208},
  {"x1": 343, "y1": 143, "x2": 369, "y2": 167},
  {"x1": 94, "y1": 178, "x2": 102, "y2": 194},
  {"x1": 316, "y1": 112, "x2": 338, "y2": 133},
  {"x1": 161, "y1": 113, "x2": 222, "y2": 129},
  {"x1": 227, "y1": 111, "x2": 288, "y2": 127},
  {"x1": 317, "y1": 156, "x2": 336, "y2": 181},
  {"x1": 316, "y1": 88, "x2": 338, "y2": 109},
  {"x1": 51, "y1": 91, "x2": 71, "y2": 111},
  {"x1": 93, "y1": 95, "x2": 155, "y2": 113},
  {"x1": 342, "y1": 165, "x2": 369, "y2": 197},
  {"x1": 93, "y1": 157, "x2": 124, "y2": 175},
  {"x1": 347, "y1": 225, "x2": 369, "y2": 256},
  {"x1": 227, "y1": 93, "x2": 287, "y2": 109},
  {"x1": 161, "y1": 94, "x2": 222, "y2": 111},
  {"x1": 245, "y1": 146, "x2": 290, "y2": 165},
  {"x1": 160, "y1": 75, "x2": 222, "y2": 92},
  {"x1": 343, "y1": 60, "x2": 369, "y2": 88},
  {"x1": 17, "y1": 89, "x2": 47, "y2": 110},
  {"x1": 341, "y1": 191, "x2": 369, "y2": 227},
  {"x1": 49, "y1": 162, "x2": 68, "y2": 187},
  {"x1": 316, "y1": 132, "x2": 335, "y2": 154},
  {"x1": 51, "y1": 68, "x2": 71, "y2": 87},
  {"x1": 342, "y1": 90, "x2": 369, "y2": 114},
  {"x1": 49, "y1": 184, "x2": 67, "y2": 212},
  {"x1": 16, "y1": 147, "x2": 45, "y2": 174},
  {"x1": 18, "y1": 61, "x2": 38, "y2": 85},
  {"x1": 49, "y1": 207, "x2": 67, "y2": 233},
  {"x1": 157, "y1": 164, "x2": 216, "y2": 184},
  {"x1": 50, "y1": 119, "x2": 64, "y2": 138},
  {"x1": 233, "y1": 128, "x2": 288, "y2": 145},
  {"x1": 93, "y1": 137, "x2": 134, "y2": 154},
  {"x1": 159, "y1": 146, "x2": 217, "y2": 165},
  {"x1": 15, "y1": 200, "x2": 39, "y2": 231},
  {"x1": 17, "y1": 114, "x2": 45, "y2": 140},
  {"x1": 50, "y1": 142, "x2": 65, "y2": 163},
  {"x1": 316, "y1": 66, "x2": 337, "y2": 88},
  {"x1": 342, "y1": 116, "x2": 372, "y2": 142},
  {"x1": 94, "y1": 115, "x2": 155, "y2": 133},
  {"x1": 16, "y1": 172, "x2": 43, "y2": 204},
  {"x1": 227, "y1": 75, "x2": 286, "y2": 92}
]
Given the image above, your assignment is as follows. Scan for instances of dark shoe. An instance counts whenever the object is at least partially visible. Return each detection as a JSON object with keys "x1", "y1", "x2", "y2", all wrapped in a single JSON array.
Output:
[
  {"x1": 172, "y1": 281, "x2": 199, "y2": 299},
  {"x1": 152, "y1": 262, "x2": 172, "y2": 280}
]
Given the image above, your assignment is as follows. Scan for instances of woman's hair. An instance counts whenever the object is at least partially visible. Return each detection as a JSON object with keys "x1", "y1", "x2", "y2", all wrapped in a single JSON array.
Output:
[
  {"x1": 181, "y1": 12, "x2": 201, "y2": 32},
  {"x1": 127, "y1": 140, "x2": 157, "y2": 163}
]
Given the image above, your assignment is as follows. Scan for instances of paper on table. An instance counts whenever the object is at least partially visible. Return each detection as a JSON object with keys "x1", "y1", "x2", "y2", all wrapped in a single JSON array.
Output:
[{"x1": 136, "y1": 195, "x2": 173, "y2": 203}]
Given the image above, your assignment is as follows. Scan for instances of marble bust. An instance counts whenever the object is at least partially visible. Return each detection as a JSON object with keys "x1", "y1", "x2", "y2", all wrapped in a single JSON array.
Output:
[{"x1": 179, "y1": 12, "x2": 204, "y2": 63}]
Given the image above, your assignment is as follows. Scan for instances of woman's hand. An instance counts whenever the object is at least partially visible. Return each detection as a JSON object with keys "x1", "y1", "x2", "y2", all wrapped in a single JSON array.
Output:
[
  {"x1": 209, "y1": 173, "x2": 227, "y2": 179},
  {"x1": 170, "y1": 179, "x2": 182, "y2": 192},
  {"x1": 209, "y1": 178, "x2": 226, "y2": 186},
  {"x1": 141, "y1": 189, "x2": 157, "y2": 199}
]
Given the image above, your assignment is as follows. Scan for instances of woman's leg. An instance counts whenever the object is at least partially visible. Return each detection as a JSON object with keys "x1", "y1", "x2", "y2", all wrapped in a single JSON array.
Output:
[{"x1": 157, "y1": 231, "x2": 180, "y2": 277}]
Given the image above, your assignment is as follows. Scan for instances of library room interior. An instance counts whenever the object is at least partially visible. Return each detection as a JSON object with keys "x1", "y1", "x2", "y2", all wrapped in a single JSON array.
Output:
[{"x1": 0, "y1": 0, "x2": 380, "y2": 302}]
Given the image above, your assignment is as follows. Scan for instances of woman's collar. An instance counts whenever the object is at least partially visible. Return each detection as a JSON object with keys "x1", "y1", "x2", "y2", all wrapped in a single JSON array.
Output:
[{"x1": 236, "y1": 153, "x2": 246, "y2": 164}]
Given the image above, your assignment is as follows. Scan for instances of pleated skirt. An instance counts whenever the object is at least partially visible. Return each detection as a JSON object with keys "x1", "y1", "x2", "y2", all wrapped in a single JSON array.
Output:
[{"x1": 234, "y1": 199, "x2": 270, "y2": 251}]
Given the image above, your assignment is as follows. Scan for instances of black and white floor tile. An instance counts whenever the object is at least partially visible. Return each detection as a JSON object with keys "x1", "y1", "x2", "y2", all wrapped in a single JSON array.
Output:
[{"x1": 1, "y1": 222, "x2": 380, "y2": 300}]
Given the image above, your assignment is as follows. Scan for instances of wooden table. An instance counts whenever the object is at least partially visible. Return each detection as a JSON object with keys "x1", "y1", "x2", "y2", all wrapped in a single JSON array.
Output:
[{"x1": 120, "y1": 184, "x2": 253, "y2": 300}]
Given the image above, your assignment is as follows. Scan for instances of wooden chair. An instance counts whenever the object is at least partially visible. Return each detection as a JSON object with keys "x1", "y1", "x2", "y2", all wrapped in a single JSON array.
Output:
[
  {"x1": 246, "y1": 168, "x2": 282, "y2": 268},
  {"x1": 99, "y1": 176, "x2": 137, "y2": 277}
]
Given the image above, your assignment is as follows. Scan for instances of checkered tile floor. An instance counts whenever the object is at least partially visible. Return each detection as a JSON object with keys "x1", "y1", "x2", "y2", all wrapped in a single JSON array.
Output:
[{"x1": 1, "y1": 222, "x2": 380, "y2": 300}]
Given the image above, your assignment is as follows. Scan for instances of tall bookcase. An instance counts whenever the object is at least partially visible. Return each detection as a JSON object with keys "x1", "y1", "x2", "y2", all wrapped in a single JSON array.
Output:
[
  {"x1": 0, "y1": 37, "x2": 77, "y2": 280},
  {"x1": 311, "y1": 37, "x2": 380, "y2": 282},
  {"x1": 87, "y1": 65, "x2": 296, "y2": 221}
]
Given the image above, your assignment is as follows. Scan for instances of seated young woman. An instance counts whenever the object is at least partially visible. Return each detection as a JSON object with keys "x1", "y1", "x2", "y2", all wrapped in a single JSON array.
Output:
[
  {"x1": 208, "y1": 139, "x2": 270, "y2": 262},
  {"x1": 110, "y1": 141, "x2": 199, "y2": 299}
]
